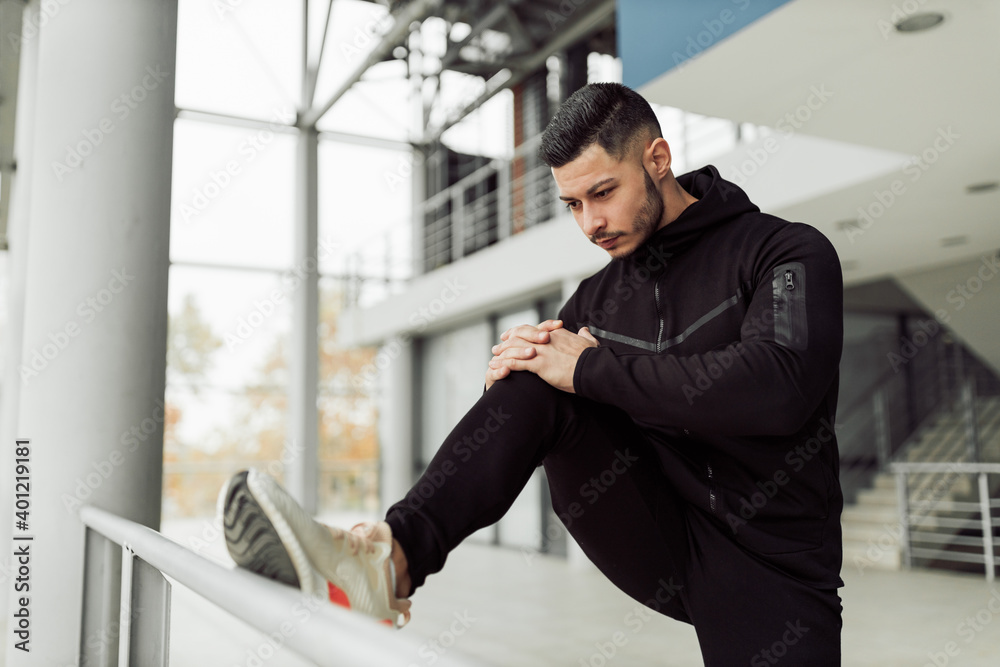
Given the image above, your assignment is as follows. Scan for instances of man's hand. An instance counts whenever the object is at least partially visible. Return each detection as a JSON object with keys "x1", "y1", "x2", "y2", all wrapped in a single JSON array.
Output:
[
  {"x1": 485, "y1": 320, "x2": 564, "y2": 390},
  {"x1": 487, "y1": 322, "x2": 599, "y2": 393}
]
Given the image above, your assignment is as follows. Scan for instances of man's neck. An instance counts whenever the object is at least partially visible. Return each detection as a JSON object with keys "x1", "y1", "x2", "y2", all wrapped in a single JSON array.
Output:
[{"x1": 660, "y1": 180, "x2": 700, "y2": 229}]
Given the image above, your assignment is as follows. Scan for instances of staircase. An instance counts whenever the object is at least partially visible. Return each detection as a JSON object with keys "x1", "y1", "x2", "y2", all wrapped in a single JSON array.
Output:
[{"x1": 842, "y1": 396, "x2": 1000, "y2": 575}]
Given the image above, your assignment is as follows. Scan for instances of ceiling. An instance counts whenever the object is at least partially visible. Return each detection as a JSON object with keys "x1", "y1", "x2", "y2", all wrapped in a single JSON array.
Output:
[{"x1": 636, "y1": 0, "x2": 1000, "y2": 288}]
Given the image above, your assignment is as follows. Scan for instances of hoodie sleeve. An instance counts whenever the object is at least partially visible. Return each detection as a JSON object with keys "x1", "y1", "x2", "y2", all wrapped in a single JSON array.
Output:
[
  {"x1": 572, "y1": 225, "x2": 843, "y2": 436},
  {"x1": 556, "y1": 286, "x2": 581, "y2": 329}
]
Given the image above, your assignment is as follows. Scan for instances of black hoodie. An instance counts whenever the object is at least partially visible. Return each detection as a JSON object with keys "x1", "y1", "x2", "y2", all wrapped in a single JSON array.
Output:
[{"x1": 559, "y1": 164, "x2": 844, "y2": 589}]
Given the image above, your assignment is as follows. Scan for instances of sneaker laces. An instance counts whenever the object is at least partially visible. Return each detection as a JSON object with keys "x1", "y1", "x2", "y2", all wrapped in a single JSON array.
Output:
[{"x1": 349, "y1": 521, "x2": 412, "y2": 626}]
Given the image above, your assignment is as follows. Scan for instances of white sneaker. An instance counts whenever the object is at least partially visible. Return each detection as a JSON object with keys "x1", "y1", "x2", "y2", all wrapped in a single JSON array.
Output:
[{"x1": 219, "y1": 468, "x2": 411, "y2": 627}]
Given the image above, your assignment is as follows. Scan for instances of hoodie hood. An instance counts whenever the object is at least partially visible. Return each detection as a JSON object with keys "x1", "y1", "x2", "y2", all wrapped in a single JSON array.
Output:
[{"x1": 631, "y1": 164, "x2": 761, "y2": 262}]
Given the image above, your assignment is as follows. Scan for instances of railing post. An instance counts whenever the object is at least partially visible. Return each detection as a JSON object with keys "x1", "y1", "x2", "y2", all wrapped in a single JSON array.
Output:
[
  {"x1": 874, "y1": 387, "x2": 891, "y2": 470},
  {"x1": 451, "y1": 187, "x2": 464, "y2": 263},
  {"x1": 80, "y1": 528, "x2": 122, "y2": 667},
  {"x1": 896, "y1": 471, "x2": 912, "y2": 570},
  {"x1": 129, "y1": 557, "x2": 172, "y2": 666},
  {"x1": 952, "y1": 343, "x2": 965, "y2": 409},
  {"x1": 117, "y1": 545, "x2": 171, "y2": 667},
  {"x1": 962, "y1": 377, "x2": 980, "y2": 462},
  {"x1": 118, "y1": 546, "x2": 135, "y2": 666},
  {"x1": 935, "y1": 331, "x2": 949, "y2": 409},
  {"x1": 497, "y1": 157, "x2": 511, "y2": 241},
  {"x1": 978, "y1": 472, "x2": 995, "y2": 583}
]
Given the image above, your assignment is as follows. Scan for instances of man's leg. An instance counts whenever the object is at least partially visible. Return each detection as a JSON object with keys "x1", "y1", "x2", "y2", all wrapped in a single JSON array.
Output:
[
  {"x1": 385, "y1": 371, "x2": 691, "y2": 622},
  {"x1": 682, "y1": 509, "x2": 842, "y2": 666}
]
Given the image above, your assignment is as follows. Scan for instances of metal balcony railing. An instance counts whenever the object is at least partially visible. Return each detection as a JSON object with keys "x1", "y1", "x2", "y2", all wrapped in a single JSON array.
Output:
[
  {"x1": 336, "y1": 110, "x2": 747, "y2": 309},
  {"x1": 419, "y1": 133, "x2": 557, "y2": 274},
  {"x1": 77, "y1": 505, "x2": 480, "y2": 666}
]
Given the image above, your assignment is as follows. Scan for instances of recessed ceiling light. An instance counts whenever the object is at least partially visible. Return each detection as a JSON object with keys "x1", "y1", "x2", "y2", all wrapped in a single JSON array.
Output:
[
  {"x1": 940, "y1": 235, "x2": 969, "y2": 247},
  {"x1": 896, "y1": 13, "x2": 945, "y2": 33},
  {"x1": 966, "y1": 181, "x2": 999, "y2": 194}
]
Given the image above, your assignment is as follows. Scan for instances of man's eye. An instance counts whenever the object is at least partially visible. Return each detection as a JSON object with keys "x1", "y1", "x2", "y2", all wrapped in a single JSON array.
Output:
[
  {"x1": 595, "y1": 188, "x2": 612, "y2": 199},
  {"x1": 565, "y1": 201, "x2": 580, "y2": 210}
]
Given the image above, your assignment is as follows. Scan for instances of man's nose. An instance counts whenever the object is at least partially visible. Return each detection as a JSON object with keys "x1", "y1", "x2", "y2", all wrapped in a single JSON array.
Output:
[{"x1": 583, "y1": 210, "x2": 606, "y2": 237}]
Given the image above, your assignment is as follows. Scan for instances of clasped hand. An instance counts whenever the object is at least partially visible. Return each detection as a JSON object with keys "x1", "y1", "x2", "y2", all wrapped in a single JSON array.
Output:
[{"x1": 484, "y1": 319, "x2": 598, "y2": 393}]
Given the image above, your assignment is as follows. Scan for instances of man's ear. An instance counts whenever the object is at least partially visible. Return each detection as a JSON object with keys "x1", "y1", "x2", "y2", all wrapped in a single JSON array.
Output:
[{"x1": 647, "y1": 137, "x2": 673, "y2": 179}]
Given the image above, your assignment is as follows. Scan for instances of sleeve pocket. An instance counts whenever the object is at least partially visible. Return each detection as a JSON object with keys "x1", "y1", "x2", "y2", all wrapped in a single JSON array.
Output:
[{"x1": 772, "y1": 261, "x2": 808, "y2": 351}]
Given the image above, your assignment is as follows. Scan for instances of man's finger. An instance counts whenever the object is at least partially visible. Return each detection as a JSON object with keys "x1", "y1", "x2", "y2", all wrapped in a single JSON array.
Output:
[
  {"x1": 509, "y1": 324, "x2": 548, "y2": 342},
  {"x1": 498, "y1": 357, "x2": 530, "y2": 372},
  {"x1": 493, "y1": 334, "x2": 539, "y2": 355},
  {"x1": 578, "y1": 326, "x2": 599, "y2": 344},
  {"x1": 501, "y1": 322, "x2": 560, "y2": 344},
  {"x1": 485, "y1": 365, "x2": 510, "y2": 389},
  {"x1": 490, "y1": 347, "x2": 536, "y2": 365}
]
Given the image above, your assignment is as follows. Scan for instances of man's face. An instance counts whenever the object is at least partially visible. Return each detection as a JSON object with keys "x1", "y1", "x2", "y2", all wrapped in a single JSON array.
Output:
[{"x1": 553, "y1": 143, "x2": 665, "y2": 260}]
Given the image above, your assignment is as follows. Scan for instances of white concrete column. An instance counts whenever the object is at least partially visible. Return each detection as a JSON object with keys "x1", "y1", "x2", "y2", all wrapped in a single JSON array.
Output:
[
  {"x1": 5, "y1": 1, "x2": 177, "y2": 664},
  {"x1": 286, "y1": 126, "x2": 320, "y2": 514},
  {"x1": 378, "y1": 339, "x2": 415, "y2": 512},
  {"x1": 0, "y1": 0, "x2": 36, "y2": 648}
]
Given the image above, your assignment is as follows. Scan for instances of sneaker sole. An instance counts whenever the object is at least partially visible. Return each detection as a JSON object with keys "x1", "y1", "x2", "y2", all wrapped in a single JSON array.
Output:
[{"x1": 222, "y1": 470, "x2": 301, "y2": 589}]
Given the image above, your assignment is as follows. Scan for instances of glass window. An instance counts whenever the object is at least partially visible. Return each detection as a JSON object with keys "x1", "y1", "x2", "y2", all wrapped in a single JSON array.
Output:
[
  {"x1": 175, "y1": 0, "x2": 302, "y2": 121},
  {"x1": 171, "y1": 119, "x2": 296, "y2": 270},
  {"x1": 164, "y1": 265, "x2": 290, "y2": 517},
  {"x1": 317, "y1": 278, "x2": 378, "y2": 514},
  {"x1": 318, "y1": 139, "x2": 414, "y2": 306}
]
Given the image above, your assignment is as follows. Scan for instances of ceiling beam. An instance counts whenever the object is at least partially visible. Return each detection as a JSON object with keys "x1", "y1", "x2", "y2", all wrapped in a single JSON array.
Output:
[
  {"x1": 439, "y1": 1, "x2": 511, "y2": 71},
  {"x1": 421, "y1": 0, "x2": 614, "y2": 146},
  {"x1": 302, "y1": 0, "x2": 442, "y2": 129}
]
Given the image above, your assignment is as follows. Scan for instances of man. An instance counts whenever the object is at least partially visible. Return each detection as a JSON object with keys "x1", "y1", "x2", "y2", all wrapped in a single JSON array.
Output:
[{"x1": 221, "y1": 82, "x2": 844, "y2": 665}]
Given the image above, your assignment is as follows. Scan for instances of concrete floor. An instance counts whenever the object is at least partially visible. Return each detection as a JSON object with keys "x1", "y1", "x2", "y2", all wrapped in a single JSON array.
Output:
[{"x1": 162, "y1": 515, "x2": 1000, "y2": 666}]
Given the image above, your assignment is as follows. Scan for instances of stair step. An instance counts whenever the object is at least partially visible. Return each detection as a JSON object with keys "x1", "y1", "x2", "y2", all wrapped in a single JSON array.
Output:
[
  {"x1": 840, "y1": 395, "x2": 1000, "y2": 575},
  {"x1": 842, "y1": 504, "x2": 899, "y2": 525},
  {"x1": 873, "y1": 474, "x2": 897, "y2": 491},
  {"x1": 842, "y1": 542, "x2": 901, "y2": 572},
  {"x1": 856, "y1": 487, "x2": 898, "y2": 506},
  {"x1": 841, "y1": 522, "x2": 902, "y2": 544}
]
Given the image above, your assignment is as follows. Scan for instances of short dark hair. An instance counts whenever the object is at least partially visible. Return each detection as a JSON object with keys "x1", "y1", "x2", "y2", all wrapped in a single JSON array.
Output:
[{"x1": 539, "y1": 83, "x2": 662, "y2": 168}]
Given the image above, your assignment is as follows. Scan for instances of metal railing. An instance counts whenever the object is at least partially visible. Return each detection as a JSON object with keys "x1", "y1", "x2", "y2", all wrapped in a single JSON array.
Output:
[
  {"x1": 888, "y1": 463, "x2": 1000, "y2": 582},
  {"x1": 834, "y1": 314, "x2": 1000, "y2": 580},
  {"x1": 835, "y1": 322, "x2": 1000, "y2": 503},
  {"x1": 78, "y1": 505, "x2": 480, "y2": 666},
  {"x1": 415, "y1": 112, "x2": 744, "y2": 278},
  {"x1": 334, "y1": 109, "x2": 748, "y2": 308},
  {"x1": 419, "y1": 134, "x2": 556, "y2": 274}
]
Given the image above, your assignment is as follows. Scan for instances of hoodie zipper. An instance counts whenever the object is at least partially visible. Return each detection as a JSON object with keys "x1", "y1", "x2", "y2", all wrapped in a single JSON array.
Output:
[
  {"x1": 707, "y1": 463, "x2": 717, "y2": 512},
  {"x1": 654, "y1": 273, "x2": 665, "y2": 353}
]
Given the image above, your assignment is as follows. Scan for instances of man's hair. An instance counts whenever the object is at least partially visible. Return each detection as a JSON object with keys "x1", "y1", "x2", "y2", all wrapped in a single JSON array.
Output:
[{"x1": 539, "y1": 82, "x2": 662, "y2": 168}]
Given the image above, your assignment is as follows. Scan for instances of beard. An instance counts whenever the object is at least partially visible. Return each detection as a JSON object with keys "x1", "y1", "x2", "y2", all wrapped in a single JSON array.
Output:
[{"x1": 611, "y1": 167, "x2": 665, "y2": 261}]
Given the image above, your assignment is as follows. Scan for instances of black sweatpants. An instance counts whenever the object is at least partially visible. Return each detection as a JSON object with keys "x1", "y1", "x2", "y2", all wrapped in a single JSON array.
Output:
[{"x1": 385, "y1": 371, "x2": 842, "y2": 666}]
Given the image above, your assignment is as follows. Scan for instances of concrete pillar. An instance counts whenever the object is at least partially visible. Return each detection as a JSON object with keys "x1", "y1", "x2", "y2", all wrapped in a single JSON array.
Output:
[
  {"x1": 378, "y1": 340, "x2": 415, "y2": 512},
  {"x1": 5, "y1": 1, "x2": 177, "y2": 664},
  {"x1": 285, "y1": 126, "x2": 320, "y2": 514},
  {"x1": 0, "y1": 0, "x2": 36, "y2": 648}
]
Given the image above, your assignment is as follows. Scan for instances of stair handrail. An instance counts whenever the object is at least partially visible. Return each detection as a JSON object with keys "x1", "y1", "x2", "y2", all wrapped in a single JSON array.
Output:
[{"x1": 888, "y1": 462, "x2": 1000, "y2": 582}]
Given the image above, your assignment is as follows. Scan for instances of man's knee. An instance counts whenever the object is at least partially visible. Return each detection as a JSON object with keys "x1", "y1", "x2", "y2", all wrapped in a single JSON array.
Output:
[{"x1": 495, "y1": 369, "x2": 563, "y2": 397}]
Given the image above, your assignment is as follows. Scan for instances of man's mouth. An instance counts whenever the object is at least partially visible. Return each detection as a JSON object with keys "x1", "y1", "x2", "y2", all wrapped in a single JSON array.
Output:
[{"x1": 597, "y1": 235, "x2": 620, "y2": 249}]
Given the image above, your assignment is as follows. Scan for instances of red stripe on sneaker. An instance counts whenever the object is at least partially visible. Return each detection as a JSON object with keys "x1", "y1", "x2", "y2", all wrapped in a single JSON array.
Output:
[{"x1": 327, "y1": 582, "x2": 351, "y2": 609}]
